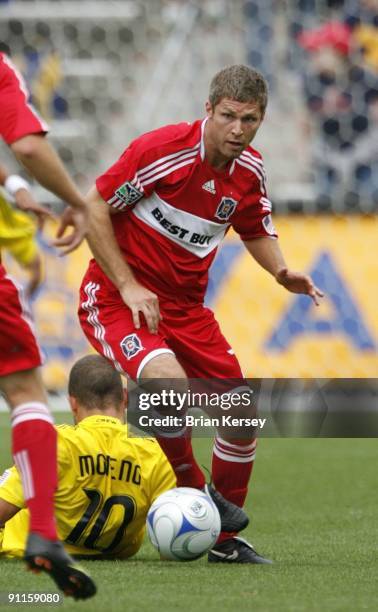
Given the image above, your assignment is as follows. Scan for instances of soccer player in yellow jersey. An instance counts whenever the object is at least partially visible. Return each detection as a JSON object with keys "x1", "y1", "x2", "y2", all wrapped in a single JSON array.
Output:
[{"x1": 0, "y1": 355, "x2": 176, "y2": 559}]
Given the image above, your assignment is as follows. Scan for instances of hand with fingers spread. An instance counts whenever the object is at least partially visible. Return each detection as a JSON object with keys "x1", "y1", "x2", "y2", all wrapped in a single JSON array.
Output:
[
  {"x1": 119, "y1": 281, "x2": 161, "y2": 334},
  {"x1": 53, "y1": 205, "x2": 88, "y2": 256},
  {"x1": 275, "y1": 267, "x2": 324, "y2": 306}
]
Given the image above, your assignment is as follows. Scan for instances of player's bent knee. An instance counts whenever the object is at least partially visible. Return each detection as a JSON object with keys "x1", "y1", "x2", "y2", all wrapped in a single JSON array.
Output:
[
  {"x1": 139, "y1": 354, "x2": 188, "y2": 417},
  {"x1": 0, "y1": 368, "x2": 47, "y2": 409},
  {"x1": 140, "y1": 352, "x2": 186, "y2": 380}
]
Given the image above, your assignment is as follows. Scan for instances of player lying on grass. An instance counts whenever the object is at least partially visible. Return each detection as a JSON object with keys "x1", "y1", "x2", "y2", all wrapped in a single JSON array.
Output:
[{"x1": 0, "y1": 355, "x2": 175, "y2": 560}]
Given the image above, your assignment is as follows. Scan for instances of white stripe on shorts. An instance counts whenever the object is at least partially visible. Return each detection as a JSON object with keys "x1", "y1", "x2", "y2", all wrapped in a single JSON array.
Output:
[{"x1": 82, "y1": 282, "x2": 125, "y2": 374}]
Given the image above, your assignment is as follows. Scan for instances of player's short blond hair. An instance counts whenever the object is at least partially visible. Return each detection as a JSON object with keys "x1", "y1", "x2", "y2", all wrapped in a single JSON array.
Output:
[{"x1": 209, "y1": 65, "x2": 268, "y2": 113}]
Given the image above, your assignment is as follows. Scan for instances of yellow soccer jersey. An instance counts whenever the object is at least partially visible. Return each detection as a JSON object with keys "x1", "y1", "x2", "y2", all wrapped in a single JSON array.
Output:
[
  {"x1": 0, "y1": 191, "x2": 37, "y2": 265},
  {"x1": 0, "y1": 415, "x2": 176, "y2": 559}
]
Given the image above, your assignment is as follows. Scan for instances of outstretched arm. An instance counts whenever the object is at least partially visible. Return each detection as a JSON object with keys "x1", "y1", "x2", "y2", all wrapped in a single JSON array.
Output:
[
  {"x1": 86, "y1": 186, "x2": 161, "y2": 333},
  {"x1": 243, "y1": 236, "x2": 324, "y2": 306},
  {"x1": 10, "y1": 135, "x2": 84, "y2": 210}
]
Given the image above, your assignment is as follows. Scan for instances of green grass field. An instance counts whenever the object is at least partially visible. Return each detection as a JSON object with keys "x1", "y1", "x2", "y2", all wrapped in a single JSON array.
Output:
[{"x1": 0, "y1": 412, "x2": 377, "y2": 612}]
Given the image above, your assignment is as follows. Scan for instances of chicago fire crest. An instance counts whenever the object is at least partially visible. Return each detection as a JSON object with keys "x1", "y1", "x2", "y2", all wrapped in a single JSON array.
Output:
[
  {"x1": 120, "y1": 334, "x2": 144, "y2": 359},
  {"x1": 215, "y1": 197, "x2": 238, "y2": 221}
]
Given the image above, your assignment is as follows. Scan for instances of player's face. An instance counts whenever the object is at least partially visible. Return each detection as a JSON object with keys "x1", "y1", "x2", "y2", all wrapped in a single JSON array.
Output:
[{"x1": 205, "y1": 98, "x2": 264, "y2": 168}]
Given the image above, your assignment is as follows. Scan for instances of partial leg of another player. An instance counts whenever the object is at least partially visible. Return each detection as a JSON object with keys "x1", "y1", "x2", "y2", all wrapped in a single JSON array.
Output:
[
  {"x1": 1, "y1": 267, "x2": 95, "y2": 597},
  {"x1": 1, "y1": 369, "x2": 96, "y2": 598}
]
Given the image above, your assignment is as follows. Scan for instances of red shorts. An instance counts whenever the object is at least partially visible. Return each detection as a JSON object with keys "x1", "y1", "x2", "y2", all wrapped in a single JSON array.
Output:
[
  {"x1": 0, "y1": 53, "x2": 48, "y2": 144},
  {"x1": 79, "y1": 265, "x2": 243, "y2": 380},
  {"x1": 0, "y1": 265, "x2": 43, "y2": 376}
]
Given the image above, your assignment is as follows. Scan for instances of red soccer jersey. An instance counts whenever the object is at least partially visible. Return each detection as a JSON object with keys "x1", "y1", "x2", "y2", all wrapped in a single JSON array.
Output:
[{"x1": 95, "y1": 118, "x2": 277, "y2": 303}]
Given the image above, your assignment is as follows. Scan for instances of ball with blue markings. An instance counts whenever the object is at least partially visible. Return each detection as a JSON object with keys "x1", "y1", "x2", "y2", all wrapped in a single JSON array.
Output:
[{"x1": 147, "y1": 487, "x2": 221, "y2": 560}]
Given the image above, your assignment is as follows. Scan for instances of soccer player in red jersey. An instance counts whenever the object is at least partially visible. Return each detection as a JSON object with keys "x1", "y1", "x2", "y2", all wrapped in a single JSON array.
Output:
[
  {"x1": 0, "y1": 52, "x2": 96, "y2": 597},
  {"x1": 80, "y1": 65, "x2": 323, "y2": 563}
]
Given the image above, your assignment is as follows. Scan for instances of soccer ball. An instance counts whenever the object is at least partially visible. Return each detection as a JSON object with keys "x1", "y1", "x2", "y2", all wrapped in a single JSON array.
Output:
[{"x1": 146, "y1": 487, "x2": 221, "y2": 561}]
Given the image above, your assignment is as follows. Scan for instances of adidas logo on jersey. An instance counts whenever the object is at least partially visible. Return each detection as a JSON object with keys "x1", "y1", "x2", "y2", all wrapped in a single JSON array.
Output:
[{"x1": 202, "y1": 180, "x2": 216, "y2": 194}]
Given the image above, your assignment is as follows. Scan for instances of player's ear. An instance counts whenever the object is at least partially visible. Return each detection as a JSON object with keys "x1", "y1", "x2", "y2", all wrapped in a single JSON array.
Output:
[
  {"x1": 205, "y1": 100, "x2": 213, "y2": 117},
  {"x1": 69, "y1": 395, "x2": 79, "y2": 422},
  {"x1": 123, "y1": 387, "x2": 128, "y2": 409}
]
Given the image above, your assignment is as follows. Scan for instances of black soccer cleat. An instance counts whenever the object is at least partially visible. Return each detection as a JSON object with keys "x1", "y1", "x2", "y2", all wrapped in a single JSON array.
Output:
[
  {"x1": 203, "y1": 484, "x2": 249, "y2": 533},
  {"x1": 24, "y1": 533, "x2": 97, "y2": 600},
  {"x1": 208, "y1": 536, "x2": 273, "y2": 564}
]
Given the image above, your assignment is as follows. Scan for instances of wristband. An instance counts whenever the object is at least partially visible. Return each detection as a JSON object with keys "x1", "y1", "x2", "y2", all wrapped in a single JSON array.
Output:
[{"x1": 4, "y1": 174, "x2": 30, "y2": 197}]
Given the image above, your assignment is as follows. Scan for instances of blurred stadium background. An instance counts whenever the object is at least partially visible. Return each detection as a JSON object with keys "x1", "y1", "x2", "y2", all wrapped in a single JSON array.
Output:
[{"x1": 0, "y1": 0, "x2": 377, "y2": 391}]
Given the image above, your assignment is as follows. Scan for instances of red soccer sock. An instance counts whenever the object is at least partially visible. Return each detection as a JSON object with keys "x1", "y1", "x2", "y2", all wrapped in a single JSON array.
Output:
[
  {"x1": 156, "y1": 432, "x2": 205, "y2": 489},
  {"x1": 212, "y1": 437, "x2": 257, "y2": 544},
  {"x1": 212, "y1": 436, "x2": 257, "y2": 507},
  {"x1": 11, "y1": 402, "x2": 58, "y2": 541}
]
